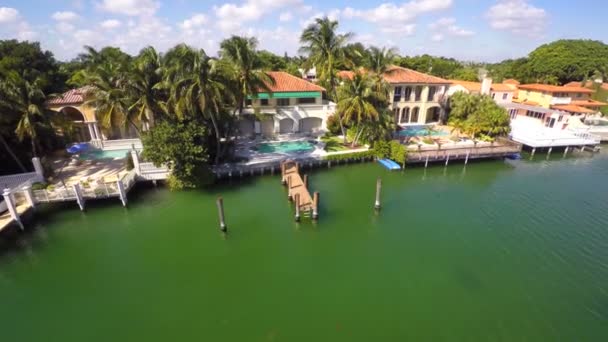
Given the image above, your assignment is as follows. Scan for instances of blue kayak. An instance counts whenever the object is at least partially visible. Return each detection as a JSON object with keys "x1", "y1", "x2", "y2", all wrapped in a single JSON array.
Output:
[
  {"x1": 378, "y1": 159, "x2": 401, "y2": 170},
  {"x1": 67, "y1": 143, "x2": 91, "y2": 154}
]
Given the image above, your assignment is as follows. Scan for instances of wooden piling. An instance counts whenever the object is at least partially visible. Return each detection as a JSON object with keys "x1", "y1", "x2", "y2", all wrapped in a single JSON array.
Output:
[
  {"x1": 303, "y1": 174, "x2": 308, "y2": 189},
  {"x1": 313, "y1": 192, "x2": 319, "y2": 220},
  {"x1": 445, "y1": 154, "x2": 450, "y2": 166},
  {"x1": 465, "y1": 151, "x2": 470, "y2": 165},
  {"x1": 563, "y1": 146, "x2": 569, "y2": 157},
  {"x1": 281, "y1": 162, "x2": 286, "y2": 184},
  {"x1": 287, "y1": 176, "x2": 293, "y2": 201},
  {"x1": 425, "y1": 155, "x2": 429, "y2": 168},
  {"x1": 374, "y1": 178, "x2": 382, "y2": 210},
  {"x1": 216, "y1": 197, "x2": 227, "y2": 232},
  {"x1": 294, "y1": 194, "x2": 301, "y2": 222},
  {"x1": 531, "y1": 148, "x2": 536, "y2": 157}
]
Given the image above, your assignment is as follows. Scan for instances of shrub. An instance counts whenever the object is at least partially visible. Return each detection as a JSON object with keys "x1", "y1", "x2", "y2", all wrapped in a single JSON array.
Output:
[
  {"x1": 390, "y1": 141, "x2": 407, "y2": 165},
  {"x1": 373, "y1": 140, "x2": 391, "y2": 159},
  {"x1": 31, "y1": 182, "x2": 47, "y2": 190}
]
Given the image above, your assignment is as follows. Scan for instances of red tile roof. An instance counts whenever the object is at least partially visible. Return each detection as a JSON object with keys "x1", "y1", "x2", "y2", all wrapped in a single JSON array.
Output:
[
  {"x1": 518, "y1": 84, "x2": 593, "y2": 93},
  {"x1": 336, "y1": 70, "x2": 355, "y2": 80},
  {"x1": 551, "y1": 104, "x2": 596, "y2": 114},
  {"x1": 503, "y1": 79, "x2": 520, "y2": 85},
  {"x1": 383, "y1": 66, "x2": 450, "y2": 84},
  {"x1": 565, "y1": 81, "x2": 608, "y2": 91},
  {"x1": 570, "y1": 99, "x2": 607, "y2": 107},
  {"x1": 264, "y1": 71, "x2": 325, "y2": 93},
  {"x1": 47, "y1": 87, "x2": 90, "y2": 105},
  {"x1": 449, "y1": 80, "x2": 516, "y2": 93}
]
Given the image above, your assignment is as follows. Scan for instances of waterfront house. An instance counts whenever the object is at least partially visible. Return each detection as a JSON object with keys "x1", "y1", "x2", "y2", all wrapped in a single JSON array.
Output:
[
  {"x1": 237, "y1": 71, "x2": 334, "y2": 137},
  {"x1": 447, "y1": 78, "x2": 517, "y2": 104},
  {"x1": 337, "y1": 66, "x2": 451, "y2": 126},
  {"x1": 513, "y1": 84, "x2": 605, "y2": 116}
]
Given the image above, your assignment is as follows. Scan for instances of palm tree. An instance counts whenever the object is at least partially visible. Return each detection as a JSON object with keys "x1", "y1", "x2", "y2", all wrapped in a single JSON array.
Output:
[
  {"x1": 84, "y1": 62, "x2": 138, "y2": 137},
  {"x1": 127, "y1": 46, "x2": 165, "y2": 130},
  {"x1": 219, "y1": 36, "x2": 273, "y2": 116},
  {"x1": 0, "y1": 71, "x2": 53, "y2": 157},
  {"x1": 337, "y1": 73, "x2": 380, "y2": 147},
  {"x1": 364, "y1": 46, "x2": 397, "y2": 104},
  {"x1": 164, "y1": 44, "x2": 227, "y2": 164},
  {"x1": 300, "y1": 17, "x2": 352, "y2": 141}
]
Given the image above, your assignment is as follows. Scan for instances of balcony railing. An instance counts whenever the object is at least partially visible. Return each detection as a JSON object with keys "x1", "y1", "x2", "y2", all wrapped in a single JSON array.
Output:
[{"x1": 550, "y1": 97, "x2": 572, "y2": 105}]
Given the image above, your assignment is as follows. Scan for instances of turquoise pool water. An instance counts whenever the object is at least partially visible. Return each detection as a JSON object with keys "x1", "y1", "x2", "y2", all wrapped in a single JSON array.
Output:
[
  {"x1": 255, "y1": 141, "x2": 316, "y2": 153},
  {"x1": 398, "y1": 125, "x2": 449, "y2": 137},
  {"x1": 80, "y1": 149, "x2": 130, "y2": 160}
]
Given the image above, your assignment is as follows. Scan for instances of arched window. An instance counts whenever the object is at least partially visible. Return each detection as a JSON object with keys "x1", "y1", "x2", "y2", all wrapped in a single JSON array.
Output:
[
  {"x1": 401, "y1": 107, "x2": 410, "y2": 123},
  {"x1": 411, "y1": 107, "x2": 420, "y2": 123}
]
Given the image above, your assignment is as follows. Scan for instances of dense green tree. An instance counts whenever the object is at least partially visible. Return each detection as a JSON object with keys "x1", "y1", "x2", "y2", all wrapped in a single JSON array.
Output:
[
  {"x1": 141, "y1": 120, "x2": 212, "y2": 189},
  {"x1": 126, "y1": 46, "x2": 165, "y2": 128},
  {"x1": 257, "y1": 50, "x2": 287, "y2": 70},
  {"x1": 448, "y1": 92, "x2": 510, "y2": 139}
]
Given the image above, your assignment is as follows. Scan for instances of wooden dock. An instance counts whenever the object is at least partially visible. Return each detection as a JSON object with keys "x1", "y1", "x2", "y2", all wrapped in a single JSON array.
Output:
[{"x1": 281, "y1": 161, "x2": 316, "y2": 217}]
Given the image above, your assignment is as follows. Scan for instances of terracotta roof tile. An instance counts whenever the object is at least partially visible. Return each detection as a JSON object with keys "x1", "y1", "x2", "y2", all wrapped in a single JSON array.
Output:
[
  {"x1": 47, "y1": 86, "x2": 93, "y2": 105},
  {"x1": 570, "y1": 99, "x2": 607, "y2": 107},
  {"x1": 551, "y1": 104, "x2": 596, "y2": 114},
  {"x1": 337, "y1": 70, "x2": 355, "y2": 80},
  {"x1": 491, "y1": 83, "x2": 517, "y2": 92},
  {"x1": 503, "y1": 79, "x2": 520, "y2": 85},
  {"x1": 518, "y1": 83, "x2": 593, "y2": 93},
  {"x1": 383, "y1": 66, "x2": 450, "y2": 84},
  {"x1": 264, "y1": 71, "x2": 325, "y2": 93}
]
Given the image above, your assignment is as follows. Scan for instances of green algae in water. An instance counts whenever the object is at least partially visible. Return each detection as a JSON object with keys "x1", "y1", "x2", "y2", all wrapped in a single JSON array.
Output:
[{"x1": 1, "y1": 151, "x2": 608, "y2": 341}]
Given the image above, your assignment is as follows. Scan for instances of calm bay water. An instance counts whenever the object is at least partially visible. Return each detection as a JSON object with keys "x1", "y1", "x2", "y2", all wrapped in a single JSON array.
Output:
[{"x1": 1, "y1": 151, "x2": 608, "y2": 341}]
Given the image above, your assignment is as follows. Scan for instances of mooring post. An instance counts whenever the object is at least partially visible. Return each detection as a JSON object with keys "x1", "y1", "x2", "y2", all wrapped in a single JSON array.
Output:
[
  {"x1": 281, "y1": 162, "x2": 286, "y2": 184},
  {"x1": 563, "y1": 146, "x2": 569, "y2": 157},
  {"x1": 295, "y1": 162, "x2": 300, "y2": 174},
  {"x1": 465, "y1": 150, "x2": 470, "y2": 165},
  {"x1": 303, "y1": 174, "x2": 308, "y2": 189},
  {"x1": 116, "y1": 180, "x2": 127, "y2": 207},
  {"x1": 531, "y1": 148, "x2": 536, "y2": 157},
  {"x1": 73, "y1": 183, "x2": 86, "y2": 211},
  {"x1": 2, "y1": 189, "x2": 23, "y2": 230},
  {"x1": 294, "y1": 193, "x2": 301, "y2": 222},
  {"x1": 216, "y1": 197, "x2": 227, "y2": 232},
  {"x1": 24, "y1": 185, "x2": 36, "y2": 209},
  {"x1": 287, "y1": 176, "x2": 293, "y2": 201},
  {"x1": 374, "y1": 178, "x2": 382, "y2": 210},
  {"x1": 547, "y1": 147, "x2": 552, "y2": 157},
  {"x1": 445, "y1": 154, "x2": 450, "y2": 166},
  {"x1": 313, "y1": 192, "x2": 319, "y2": 220},
  {"x1": 425, "y1": 155, "x2": 429, "y2": 168}
]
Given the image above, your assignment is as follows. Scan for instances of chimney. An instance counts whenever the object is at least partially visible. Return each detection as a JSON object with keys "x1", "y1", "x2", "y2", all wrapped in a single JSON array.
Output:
[{"x1": 481, "y1": 77, "x2": 493, "y2": 96}]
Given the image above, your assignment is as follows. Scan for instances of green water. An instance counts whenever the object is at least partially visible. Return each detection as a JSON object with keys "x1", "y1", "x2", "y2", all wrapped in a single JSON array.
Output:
[
  {"x1": 256, "y1": 140, "x2": 316, "y2": 153},
  {"x1": 1, "y1": 151, "x2": 608, "y2": 341}
]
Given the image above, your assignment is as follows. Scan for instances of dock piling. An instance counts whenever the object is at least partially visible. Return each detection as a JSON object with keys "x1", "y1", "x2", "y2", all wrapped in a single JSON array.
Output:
[
  {"x1": 24, "y1": 186, "x2": 36, "y2": 209},
  {"x1": 303, "y1": 174, "x2": 308, "y2": 189},
  {"x1": 287, "y1": 176, "x2": 293, "y2": 201},
  {"x1": 116, "y1": 180, "x2": 127, "y2": 207},
  {"x1": 425, "y1": 155, "x2": 429, "y2": 168},
  {"x1": 563, "y1": 146, "x2": 569, "y2": 157},
  {"x1": 313, "y1": 192, "x2": 319, "y2": 220},
  {"x1": 374, "y1": 178, "x2": 382, "y2": 210},
  {"x1": 294, "y1": 194, "x2": 301, "y2": 222},
  {"x1": 531, "y1": 148, "x2": 536, "y2": 157},
  {"x1": 465, "y1": 151, "x2": 470, "y2": 165},
  {"x1": 73, "y1": 183, "x2": 86, "y2": 211},
  {"x1": 445, "y1": 154, "x2": 450, "y2": 166},
  {"x1": 216, "y1": 197, "x2": 228, "y2": 232},
  {"x1": 2, "y1": 189, "x2": 23, "y2": 230}
]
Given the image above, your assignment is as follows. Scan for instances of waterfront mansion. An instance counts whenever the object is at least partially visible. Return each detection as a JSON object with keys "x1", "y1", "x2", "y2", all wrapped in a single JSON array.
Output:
[{"x1": 338, "y1": 66, "x2": 451, "y2": 126}]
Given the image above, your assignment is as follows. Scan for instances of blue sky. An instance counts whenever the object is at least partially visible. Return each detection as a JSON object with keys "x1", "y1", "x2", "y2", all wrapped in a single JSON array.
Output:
[{"x1": 0, "y1": 0, "x2": 606, "y2": 62}]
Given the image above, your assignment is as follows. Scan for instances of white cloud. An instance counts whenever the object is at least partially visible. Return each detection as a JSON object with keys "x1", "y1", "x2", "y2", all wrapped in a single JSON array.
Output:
[
  {"x1": 486, "y1": 0, "x2": 547, "y2": 36},
  {"x1": 0, "y1": 7, "x2": 19, "y2": 23},
  {"x1": 279, "y1": 11, "x2": 293, "y2": 22},
  {"x1": 56, "y1": 22, "x2": 76, "y2": 33},
  {"x1": 342, "y1": 0, "x2": 452, "y2": 35},
  {"x1": 429, "y1": 17, "x2": 474, "y2": 38},
  {"x1": 214, "y1": 0, "x2": 302, "y2": 33},
  {"x1": 179, "y1": 14, "x2": 207, "y2": 30},
  {"x1": 100, "y1": 19, "x2": 122, "y2": 29},
  {"x1": 52, "y1": 11, "x2": 79, "y2": 21},
  {"x1": 97, "y1": 0, "x2": 160, "y2": 16}
]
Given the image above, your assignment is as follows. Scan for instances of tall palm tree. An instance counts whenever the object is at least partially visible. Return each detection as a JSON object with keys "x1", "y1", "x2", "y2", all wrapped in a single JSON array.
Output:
[
  {"x1": 337, "y1": 73, "x2": 380, "y2": 147},
  {"x1": 219, "y1": 36, "x2": 273, "y2": 116},
  {"x1": 164, "y1": 44, "x2": 227, "y2": 164},
  {"x1": 364, "y1": 46, "x2": 397, "y2": 100},
  {"x1": 84, "y1": 62, "x2": 137, "y2": 137},
  {"x1": 0, "y1": 71, "x2": 53, "y2": 157},
  {"x1": 300, "y1": 17, "x2": 352, "y2": 141},
  {"x1": 127, "y1": 46, "x2": 165, "y2": 130}
]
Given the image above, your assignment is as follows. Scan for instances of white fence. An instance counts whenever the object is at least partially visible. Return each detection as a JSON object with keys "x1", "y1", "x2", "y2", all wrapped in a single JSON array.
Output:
[
  {"x1": 0, "y1": 172, "x2": 42, "y2": 192},
  {"x1": 139, "y1": 162, "x2": 170, "y2": 181}
]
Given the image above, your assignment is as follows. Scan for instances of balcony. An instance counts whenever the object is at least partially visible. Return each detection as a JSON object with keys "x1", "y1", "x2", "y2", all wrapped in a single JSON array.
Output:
[{"x1": 550, "y1": 97, "x2": 572, "y2": 105}]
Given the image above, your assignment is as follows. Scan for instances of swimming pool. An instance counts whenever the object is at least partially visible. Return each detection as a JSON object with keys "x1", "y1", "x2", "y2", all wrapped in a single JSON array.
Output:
[
  {"x1": 398, "y1": 125, "x2": 449, "y2": 137},
  {"x1": 254, "y1": 140, "x2": 316, "y2": 154},
  {"x1": 80, "y1": 149, "x2": 130, "y2": 160}
]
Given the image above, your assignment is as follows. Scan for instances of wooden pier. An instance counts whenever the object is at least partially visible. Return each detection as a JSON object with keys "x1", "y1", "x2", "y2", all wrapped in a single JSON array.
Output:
[{"x1": 281, "y1": 161, "x2": 316, "y2": 218}]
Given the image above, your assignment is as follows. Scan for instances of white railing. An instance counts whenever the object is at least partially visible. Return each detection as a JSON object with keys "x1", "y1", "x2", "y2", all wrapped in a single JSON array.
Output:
[
  {"x1": 139, "y1": 162, "x2": 170, "y2": 181},
  {"x1": 550, "y1": 97, "x2": 572, "y2": 105},
  {"x1": 33, "y1": 187, "x2": 77, "y2": 203},
  {"x1": 101, "y1": 138, "x2": 142, "y2": 151}
]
